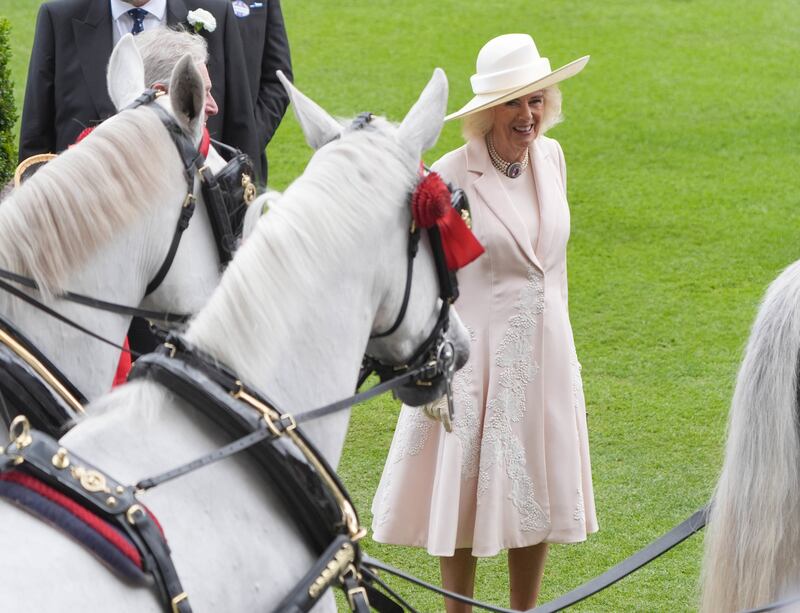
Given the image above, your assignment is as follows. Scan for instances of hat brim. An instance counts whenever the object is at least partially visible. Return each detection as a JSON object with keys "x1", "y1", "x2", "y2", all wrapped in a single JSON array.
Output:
[{"x1": 445, "y1": 55, "x2": 590, "y2": 121}]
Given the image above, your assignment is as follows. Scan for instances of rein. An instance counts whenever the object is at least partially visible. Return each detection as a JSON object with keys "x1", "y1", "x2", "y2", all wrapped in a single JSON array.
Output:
[
  {"x1": 132, "y1": 343, "x2": 436, "y2": 493},
  {"x1": 0, "y1": 269, "x2": 190, "y2": 324}
]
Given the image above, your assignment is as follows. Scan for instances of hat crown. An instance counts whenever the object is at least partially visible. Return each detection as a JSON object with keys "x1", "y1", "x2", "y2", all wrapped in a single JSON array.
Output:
[{"x1": 470, "y1": 34, "x2": 552, "y2": 95}]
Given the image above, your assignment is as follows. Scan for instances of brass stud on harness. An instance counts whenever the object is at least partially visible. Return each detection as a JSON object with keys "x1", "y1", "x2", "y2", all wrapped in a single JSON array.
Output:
[{"x1": 52, "y1": 447, "x2": 70, "y2": 469}]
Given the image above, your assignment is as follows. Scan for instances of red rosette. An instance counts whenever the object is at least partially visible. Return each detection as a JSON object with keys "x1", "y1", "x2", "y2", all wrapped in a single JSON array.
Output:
[
  {"x1": 411, "y1": 171, "x2": 485, "y2": 270},
  {"x1": 411, "y1": 172, "x2": 451, "y2": 229}
]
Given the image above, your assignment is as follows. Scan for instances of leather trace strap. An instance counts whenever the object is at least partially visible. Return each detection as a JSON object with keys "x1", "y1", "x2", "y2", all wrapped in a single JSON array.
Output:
[
  {"x1": 529, "y1": 506, "x2": 708, "y2": 612},
  {"x1": 1, "y1": 418, "x2": 191, "y2": 613}
]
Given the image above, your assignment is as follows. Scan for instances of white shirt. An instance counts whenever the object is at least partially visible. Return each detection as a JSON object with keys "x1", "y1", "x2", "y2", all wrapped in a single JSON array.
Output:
[{"x1": 110, "y1": 0, "x2": 167, "y2": 45}]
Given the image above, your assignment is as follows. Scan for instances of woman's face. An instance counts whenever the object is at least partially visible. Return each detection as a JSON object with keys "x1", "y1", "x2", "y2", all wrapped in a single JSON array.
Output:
[{"x1": 490, "y1": 91, "x2": 545, "y2": 159}]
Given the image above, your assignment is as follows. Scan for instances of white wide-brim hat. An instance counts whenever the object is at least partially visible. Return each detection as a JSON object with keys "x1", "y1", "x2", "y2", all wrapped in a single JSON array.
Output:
[{"x1": 446, "y1": 33, "x2": 589, "y2": 121}]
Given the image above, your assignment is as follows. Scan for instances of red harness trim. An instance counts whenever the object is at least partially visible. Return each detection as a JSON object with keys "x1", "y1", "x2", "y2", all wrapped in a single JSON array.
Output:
[
  {"x1": 0, "y1": 471, "x2": 143, "y2": 569},
  {"x1": 199, "y1": 127, "x2": 211, "y2": 158}
]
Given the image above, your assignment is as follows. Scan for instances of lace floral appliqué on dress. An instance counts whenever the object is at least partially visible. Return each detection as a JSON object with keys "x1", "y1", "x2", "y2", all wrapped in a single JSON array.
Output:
[{"x1": 478, "y1": 267, "x2": 547, "y2": 532}]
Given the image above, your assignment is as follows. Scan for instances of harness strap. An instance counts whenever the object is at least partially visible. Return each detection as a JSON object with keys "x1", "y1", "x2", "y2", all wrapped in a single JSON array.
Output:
[
  {"x1": 135, "y1": 100, "x2": 205, "y2": 298},
  {"x1": 144, "y1": 193, "x2": 197, "y2": 296},
  {"x1": 0, "y1": 269, "x2": 190, "y2": 323},
  {"x1": 128, "y1": 506, "x2": 191, "y2": 613},
  {"x1": 371, "y1": 227, "x2": 421, "y2": 339},
  {"x1": 0, "y1": 344, "x2": 79, "y2": 437},
  {"x1": 359, "y1": 567, "x2": 415, "y2": 613},
  {"x1": 0, "y1": 277, "x2": 137, "y2": 357},
  {"x1": 0, "y1": 313, "x2": 85, "y2": 437},
  {"x1": 273, "y1": 536, "x2": 360, "y2": 612},
  {"x1": 0, "y1": 471, "x2": 149, "y2": 584},
  {"x1": 362, "y1": 554, "x2": 516, "y2": 613}
]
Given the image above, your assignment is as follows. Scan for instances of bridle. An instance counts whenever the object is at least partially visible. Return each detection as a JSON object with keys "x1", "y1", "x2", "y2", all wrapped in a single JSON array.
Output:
[
  {"x1": 125, "y1": 88, "x2": 255, "y2": 292},
  {"x1": 0, "y1": 89, "x2": 256, "y2": 437},
  {"x1": 351, "y1": 113, "x2": 474, "y2": 425}
]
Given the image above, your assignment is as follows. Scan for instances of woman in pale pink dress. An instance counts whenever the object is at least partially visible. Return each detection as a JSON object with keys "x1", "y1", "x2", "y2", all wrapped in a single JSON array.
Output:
[{"x1": 371, "y1": 33, "x2": 598, "y2": 611}]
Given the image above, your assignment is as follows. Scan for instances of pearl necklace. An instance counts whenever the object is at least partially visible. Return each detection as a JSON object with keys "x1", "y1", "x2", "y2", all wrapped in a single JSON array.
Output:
[{"x1": 486, "y1": 135, "x2": 529, "y2": 179}]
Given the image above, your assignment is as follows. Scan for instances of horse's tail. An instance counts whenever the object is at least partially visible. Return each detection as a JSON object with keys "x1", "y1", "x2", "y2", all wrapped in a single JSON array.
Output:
[{"x1": 701, "y1": 260, "x2": 800, "y2": 612}]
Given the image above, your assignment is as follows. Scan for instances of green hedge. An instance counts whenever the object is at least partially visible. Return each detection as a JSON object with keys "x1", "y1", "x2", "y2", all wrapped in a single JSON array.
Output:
[{"x1": 0, "y1": 18, "x2": 17, "y2": 186}]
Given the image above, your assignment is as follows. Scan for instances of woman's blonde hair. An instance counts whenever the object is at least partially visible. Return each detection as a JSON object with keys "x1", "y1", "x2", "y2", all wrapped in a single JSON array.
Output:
[{"x1": 461, "y1": 85, "x2": 563, "y2": 141}]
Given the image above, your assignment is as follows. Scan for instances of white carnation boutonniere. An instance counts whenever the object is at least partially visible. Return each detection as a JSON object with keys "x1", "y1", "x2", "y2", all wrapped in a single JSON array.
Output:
[{"x1": 187, "y1": 8, "x2": 217, "y2": 33}]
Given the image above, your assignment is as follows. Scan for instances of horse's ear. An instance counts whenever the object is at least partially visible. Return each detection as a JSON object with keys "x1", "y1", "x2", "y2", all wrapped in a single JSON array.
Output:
[
  {"x1": 168, "y1": 53, "x2": 206, "y2": 139},
  {"x1": 107, "y1": 34, "x2": 146, "y2": 110},
  {"x1": 277, "y1": 70, "x2": 342, "y2": 150},
  {"x1": 397, "y1": 68, "x2": 448, "y2": 157}
]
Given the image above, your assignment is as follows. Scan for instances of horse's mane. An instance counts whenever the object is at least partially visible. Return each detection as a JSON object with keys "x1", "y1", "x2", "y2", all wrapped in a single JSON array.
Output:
[
  {"x1": 187, "y1": 116, "x2": 416, "y2": 382},
  {"x1": 0, "y1": 107, "x2": 183, "y2": 294}
]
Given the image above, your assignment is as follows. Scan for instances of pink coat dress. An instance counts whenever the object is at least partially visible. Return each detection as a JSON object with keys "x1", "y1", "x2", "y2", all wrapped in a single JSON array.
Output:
[{"x1": 371, "y1": 135, "x2": 598, "y2": 557}]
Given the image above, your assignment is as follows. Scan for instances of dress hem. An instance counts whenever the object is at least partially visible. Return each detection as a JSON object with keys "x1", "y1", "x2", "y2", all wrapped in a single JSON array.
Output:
[{"x1": 372, "y1": 524, "x2": 599, "y2": 558}]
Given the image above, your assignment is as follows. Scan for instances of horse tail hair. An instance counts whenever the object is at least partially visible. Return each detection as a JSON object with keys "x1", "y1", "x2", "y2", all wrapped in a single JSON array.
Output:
[{"x1": 701, "y1": 260, "x2": 800, "y2": 612}]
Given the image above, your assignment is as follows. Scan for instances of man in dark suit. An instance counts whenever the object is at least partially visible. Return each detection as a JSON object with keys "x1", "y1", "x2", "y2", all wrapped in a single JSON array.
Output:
[
  {"x1": 229, "y1": 0, "x2": 291, "y2": 184},
  {"x1": 19, "y1": 0, "x2": 262, "y2": 181}
]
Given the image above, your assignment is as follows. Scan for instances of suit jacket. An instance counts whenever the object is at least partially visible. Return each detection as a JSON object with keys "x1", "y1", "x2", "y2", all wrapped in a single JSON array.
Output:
[
  {"x1": 230, "y1": 0, "x2": 292, "y2": 184},
  {"x1": 19, "y1": 0, "x2": 261, "y2": 180}
]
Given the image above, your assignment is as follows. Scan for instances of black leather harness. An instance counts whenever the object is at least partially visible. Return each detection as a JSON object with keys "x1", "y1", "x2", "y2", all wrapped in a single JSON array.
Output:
[{"x1": 0, "y1": 331, "x2": 438, "y2": 611}]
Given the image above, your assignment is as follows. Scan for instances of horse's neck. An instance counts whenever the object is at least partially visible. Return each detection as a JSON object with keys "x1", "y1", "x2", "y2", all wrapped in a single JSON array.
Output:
[
  {"x1": 186, "y1": 208, "x2": 389, "y2": 467},
  {"x1": 1, "y1": 212, "x2": 166, "y2": 400}
]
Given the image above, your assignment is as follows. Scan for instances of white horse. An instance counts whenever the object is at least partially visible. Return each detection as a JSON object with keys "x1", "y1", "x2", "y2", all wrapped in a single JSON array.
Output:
[
  {"x1": 0, "y1": 67, "x2": 469, "y2": 611},
  {"x1": 701, "y1": 260, "x2": 800, "y2": 612},
  {"x1": 0, "y1": 36, "x2": 225, "y2": 414}
]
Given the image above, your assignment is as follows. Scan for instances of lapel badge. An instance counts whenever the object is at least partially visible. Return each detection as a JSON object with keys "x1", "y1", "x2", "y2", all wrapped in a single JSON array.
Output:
[{"x1": 232, "y1": 0, "x2": 250, "y2": 17}]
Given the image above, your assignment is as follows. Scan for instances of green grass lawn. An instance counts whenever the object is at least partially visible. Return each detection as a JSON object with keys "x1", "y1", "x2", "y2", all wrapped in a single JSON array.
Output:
[{"x1": 3, "y1": 1, "x2": 800, "y2": 611}]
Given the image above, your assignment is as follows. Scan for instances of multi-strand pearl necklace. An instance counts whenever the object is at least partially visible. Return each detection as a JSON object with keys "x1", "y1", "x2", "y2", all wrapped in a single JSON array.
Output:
[{"x1": 486, "y1": 135, "x2": 529, "y2": 179}]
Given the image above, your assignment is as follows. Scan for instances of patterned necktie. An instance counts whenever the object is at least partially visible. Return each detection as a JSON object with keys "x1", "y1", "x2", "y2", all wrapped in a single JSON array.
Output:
[{"x1": 127, "y1": 8, "x2": 147, "y2": 35}]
